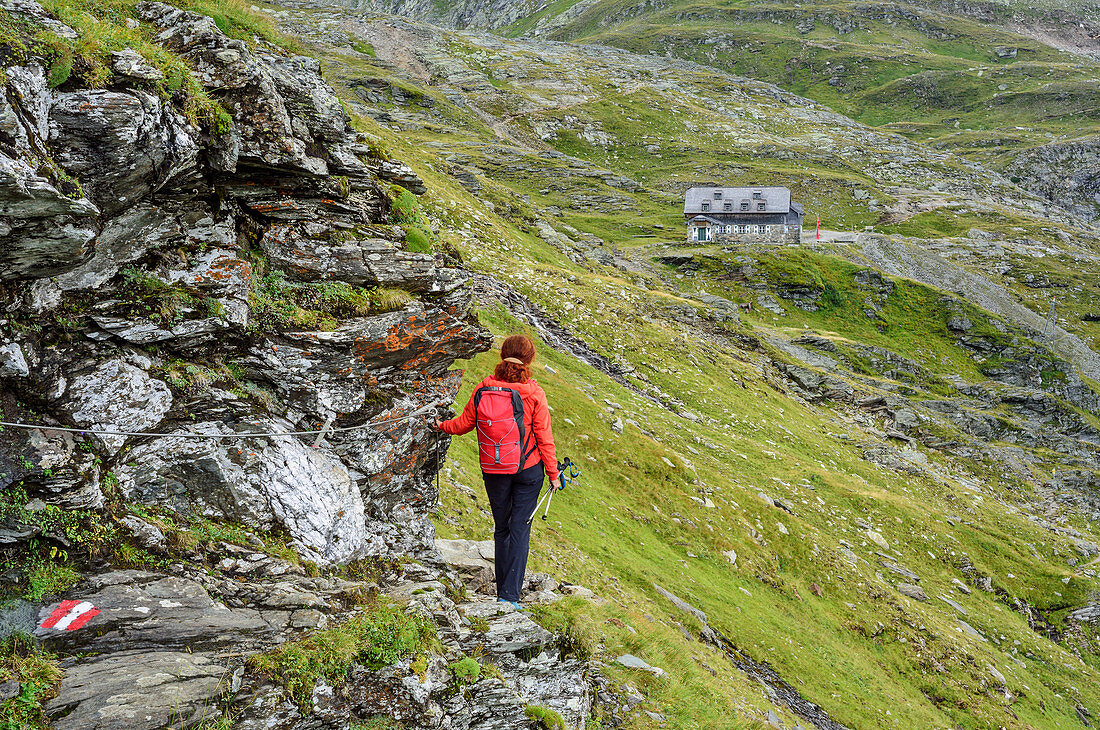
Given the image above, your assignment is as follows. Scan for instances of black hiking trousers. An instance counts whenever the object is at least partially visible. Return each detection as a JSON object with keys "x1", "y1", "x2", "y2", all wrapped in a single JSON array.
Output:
[{"x1": 483, "y1": 461, "x2": 545, "y2": 602}]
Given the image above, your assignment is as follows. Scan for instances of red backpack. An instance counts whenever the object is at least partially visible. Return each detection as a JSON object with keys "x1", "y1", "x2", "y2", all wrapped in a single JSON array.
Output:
[{"x1": 474, "y1": 386, "x2": 537, "y2": 474}]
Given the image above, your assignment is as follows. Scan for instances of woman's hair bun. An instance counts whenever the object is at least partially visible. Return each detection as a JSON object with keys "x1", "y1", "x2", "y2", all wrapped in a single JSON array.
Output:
[{"x1": 494, "y1": 335, "x2": 536, "y2": 383}]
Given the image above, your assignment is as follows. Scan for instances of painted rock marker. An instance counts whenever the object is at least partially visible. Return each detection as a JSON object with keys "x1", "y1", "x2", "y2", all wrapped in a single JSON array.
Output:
[{"x1": 41, "y1": 600, "x2": 100, "y2": 631}]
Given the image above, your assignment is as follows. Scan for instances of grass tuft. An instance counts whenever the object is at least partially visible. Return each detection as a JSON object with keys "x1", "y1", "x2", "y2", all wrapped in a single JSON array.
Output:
[
  {"x1": 0, "y1": 634, "x2": 62, "y2": 730},
  {"x1": 248, "y1": 599, "x2": 438, "y2": 710}
]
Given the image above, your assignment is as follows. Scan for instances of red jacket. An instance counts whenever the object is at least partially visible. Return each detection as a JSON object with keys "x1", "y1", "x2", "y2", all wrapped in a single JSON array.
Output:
[{"x1": 441, "y1": 376, "x2": 558, "y2": 482}]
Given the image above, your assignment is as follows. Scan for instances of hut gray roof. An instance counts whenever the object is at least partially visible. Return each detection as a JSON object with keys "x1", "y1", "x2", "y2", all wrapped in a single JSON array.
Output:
[{"x1": 684, "y1": 186, "x2": 793, "y2": 214}]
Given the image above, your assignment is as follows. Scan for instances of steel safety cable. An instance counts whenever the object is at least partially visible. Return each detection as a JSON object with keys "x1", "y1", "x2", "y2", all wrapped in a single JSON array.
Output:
[{"x1": 0, "y1": 407, "x2": 436, "y2": 441}]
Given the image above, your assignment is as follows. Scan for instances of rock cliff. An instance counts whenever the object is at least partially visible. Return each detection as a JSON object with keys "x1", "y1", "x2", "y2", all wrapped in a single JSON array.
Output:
[
  {"x1": 1, "y1": 0, "x2": 489, "y2": 564},
  {"x1": 0, "y1": 2, "x2": 602, "y2": 728}
]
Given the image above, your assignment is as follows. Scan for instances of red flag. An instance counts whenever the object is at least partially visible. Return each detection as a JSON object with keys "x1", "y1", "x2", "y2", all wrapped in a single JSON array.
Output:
[{"x1": 816, "y1": 214, "x2": 820, "y2": 241}]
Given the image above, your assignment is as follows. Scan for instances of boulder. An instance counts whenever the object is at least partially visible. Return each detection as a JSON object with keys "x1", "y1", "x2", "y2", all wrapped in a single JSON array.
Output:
[
  {"x1": 109, "y1": 48, "x2": 165, "y2": 80},
  {"x1": 46, "y1": 651, "x2": 225, "y2": 730},
  {"x1": 866, "y1": 529, "x2": 890, "y2": 550},
  {"x1": 617, "y1": 654, "x2": 666, "y2": 678},
  {"x1": 48, "y1": 89, "x2": 200, "y2": 216},
  {"x1": 119, "y1": 515, "x2": 167, "y2": 552},
  {"x1": 62, "y1": 359, "x2": 173, "y2": 453},
  {"x1": 654, "y1": 583, "x2": 707, "y2": 624},
  {"x1": 34, "y1": 571, "x2": 272, "y2": 653},
  {"x1": 897, "y1": 583, "x2": 928, "y2": 602},
  {"x1": 116, "y1": 420, "x2": 370, "y2": 564},
  {"x1": 0, "y1": 341, "x2": 29, "y2": 377},
  {"x1": 435, "y1": 538, "x2": 495, "y2": 573}
]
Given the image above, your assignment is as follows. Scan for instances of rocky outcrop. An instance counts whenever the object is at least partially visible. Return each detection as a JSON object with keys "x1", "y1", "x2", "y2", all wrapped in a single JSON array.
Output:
[
  {"x1": 0, "y1": 0, "x2": 490, "y2": 565},
  {"x1": 851, "y1": 234, "x2": 1100, "y2": 382},
  {"x1": 346, "y1": 0, "x2": 544, "y2": 30},
  {"x1": 1006, "y1": 135, "x2": 1100, "y2": 224}
]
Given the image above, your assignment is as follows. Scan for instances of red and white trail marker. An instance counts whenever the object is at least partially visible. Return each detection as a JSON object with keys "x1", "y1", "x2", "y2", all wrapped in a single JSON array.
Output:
[{"x1": 40, "y1": 600, "x2": 100, "y2": 631}]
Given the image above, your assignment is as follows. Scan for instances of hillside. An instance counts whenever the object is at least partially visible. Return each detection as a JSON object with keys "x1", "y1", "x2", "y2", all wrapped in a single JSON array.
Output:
[
  {"x1": 269, "y1": 1, "x2": 1100, "y2": 727},
  {"x1": 347, "y1": 0, "x2": 1100, "y2": 223},
  {"x1": 2, "y1": 0, "x2": 1100, "y2": 728}
]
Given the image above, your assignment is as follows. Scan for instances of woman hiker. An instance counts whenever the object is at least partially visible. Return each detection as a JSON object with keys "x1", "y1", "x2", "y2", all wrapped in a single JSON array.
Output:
[{"x1": 433, "y1": 334, "x2": 559, "y2": 609}]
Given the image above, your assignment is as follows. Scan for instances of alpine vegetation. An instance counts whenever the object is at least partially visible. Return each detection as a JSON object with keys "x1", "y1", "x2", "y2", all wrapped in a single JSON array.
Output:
[{"x1": 1, "y1": 0, "x2": 1099, "y2": 727}]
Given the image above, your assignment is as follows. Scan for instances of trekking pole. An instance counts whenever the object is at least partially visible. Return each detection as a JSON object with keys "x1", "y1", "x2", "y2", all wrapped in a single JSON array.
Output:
[
  {"x1": 527, "y1": 481, "x2": 555, "y2": 525},
  {"x1": 527, "y1": 457, "x2": 580, "y2": 524}
]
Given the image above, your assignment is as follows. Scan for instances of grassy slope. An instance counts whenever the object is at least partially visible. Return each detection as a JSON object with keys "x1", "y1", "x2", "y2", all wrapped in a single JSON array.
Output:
[{"x1": 336, "y1": 95, "x2": 1100, "y2": 726}]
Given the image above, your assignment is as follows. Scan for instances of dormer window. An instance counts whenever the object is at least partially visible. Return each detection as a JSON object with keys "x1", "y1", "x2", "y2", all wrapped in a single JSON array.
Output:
[
  {"x1": 724, "y1": 202, "x2": 732, "y2": 211},
  {"x1": 741, "y1": 202, "x2": 749, "y2": 211},
  {"x1": 753, "y1": 191, "x2": 763, "y2": 199},
  {"x1": 701, "y1": 202, "x2": 709, "y2": 212},
  {"x1": 758, "y1": 202, "x2": 766, "y2": 211},
  {"x1": 714, "y1": 191, "x2": 722, "y2": 199}
]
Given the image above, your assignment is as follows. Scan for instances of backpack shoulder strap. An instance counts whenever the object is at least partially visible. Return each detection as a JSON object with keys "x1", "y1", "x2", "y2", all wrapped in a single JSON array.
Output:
[{"x1": 510, "y1": 389, "x2": 526, "y2": 452}]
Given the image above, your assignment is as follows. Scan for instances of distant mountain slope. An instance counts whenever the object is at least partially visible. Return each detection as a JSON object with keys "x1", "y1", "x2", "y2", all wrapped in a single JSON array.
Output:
[{"x1": 341, "y1": 0, "x2": 1100, "y2": 221}]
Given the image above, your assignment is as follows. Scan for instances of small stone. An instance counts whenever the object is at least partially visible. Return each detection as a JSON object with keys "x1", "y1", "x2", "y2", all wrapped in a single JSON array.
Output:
[
  {"x1": 654, "y1": 584, "x2": 707, "y2": 624},
  {"x1": 230, "y1": 665, "x2": 245, "y2": 693},
  {"x1": 957, "y1": 619, "x2": 987, "y2": 641},
  {"x1": 767, "y1": 709, "x2": 782, "y2": 727},
  {"x1": 866, "y1": 529, "x2": 889, "y2": 550},
  {"x1": 617, "y1": 654, "x2": 666, "y2": 678},
  {"x1": 939, "y1": 595, "x2": 967, "y2": 616},
  {"x1": 951, "y1": 578, "x2": 971, "y2": 595},
  {"x1": 110, "y1": 48, "x2": 166, "y2": 81},
  {"x1": 560, "y1": 584, "x2": 595, "y2": 599},
  {"x1": 119, "y1": 515, "x2": 167, "y2": 552},
  {"x1": 776, "y1": 522, "x2": 789, "y2": 535},
  {"x1": 723, "y1": 549, "x2": 737, "y2": 565},
  {"x1": 0, "y1": 342, "x2": 29, "y2": 378},
  {"x1": 897, "y1": 584, "x2": 928, "y2": 601}
]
